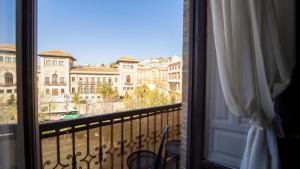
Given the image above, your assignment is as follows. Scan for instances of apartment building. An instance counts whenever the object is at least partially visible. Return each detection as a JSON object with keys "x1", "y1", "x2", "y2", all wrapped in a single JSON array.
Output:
[{"x1": 0, "y1": 45, "x2": 182, "y2": 104}]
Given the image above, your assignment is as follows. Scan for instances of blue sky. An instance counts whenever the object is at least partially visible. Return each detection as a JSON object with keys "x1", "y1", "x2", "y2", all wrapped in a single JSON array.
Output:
[{"x1": 1, "y1": 0, "x2": 183, "y2": 64}]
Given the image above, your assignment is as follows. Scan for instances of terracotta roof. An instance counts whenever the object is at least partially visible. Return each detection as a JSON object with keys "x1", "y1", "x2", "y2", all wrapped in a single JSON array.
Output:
[
  {"x1": 39, "y1": 50, "x2": 76, "y2": 60},
  {"x1": 70, "y1": 66, "x2": 119, "y2": 75},
  {"x1": 116, "y1": 56, "x2": 139, "y2": 63},
  {"x1": 0, "y1": 44, "x2": 16, "y2": 52}
]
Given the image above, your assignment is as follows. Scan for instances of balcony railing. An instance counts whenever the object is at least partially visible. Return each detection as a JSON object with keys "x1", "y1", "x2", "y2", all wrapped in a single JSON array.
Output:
[
  {"x1": 40, "y1": 103, "x2": 181, "y2": 169},
  {"x1": 45, "y1": 82, "x2": 67, "y2": 86}
]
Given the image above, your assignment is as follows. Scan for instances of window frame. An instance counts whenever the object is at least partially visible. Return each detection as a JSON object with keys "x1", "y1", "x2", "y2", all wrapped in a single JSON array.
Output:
[{"x1": 16, "y1": 0, "x2": 40, "y2": 168}]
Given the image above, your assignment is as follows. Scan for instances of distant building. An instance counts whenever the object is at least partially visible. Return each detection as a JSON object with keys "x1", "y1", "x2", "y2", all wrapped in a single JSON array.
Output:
[
  {"x1": 0, "y1": 44, "x2": 182, "y2": 106},
  {"x1": 0, "y1": 44, "x2": 17, "y2": 103},
  {"x1": 168, "y1": 60, "x2": 182, "y2": 94}
]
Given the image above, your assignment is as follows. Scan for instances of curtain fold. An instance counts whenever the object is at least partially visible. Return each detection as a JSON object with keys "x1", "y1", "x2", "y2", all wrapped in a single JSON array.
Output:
[{"x1": 210, "y1": 0, "x2": 295, "y2": 168}]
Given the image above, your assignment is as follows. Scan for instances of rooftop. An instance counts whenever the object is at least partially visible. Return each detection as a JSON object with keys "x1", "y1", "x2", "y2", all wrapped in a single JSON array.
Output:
[
  {"x1": 39, "y1": 50, "x2": 76, "y2": 60},
  {"x1": 70, "y1": 66, "x2": 119, "y2": 75},
  {"x1": 0, "y1": 44, "x2": 16, "y2": 52},
  {"x1": 116, "y1": 56, "x2": 139, "y2": 63}
]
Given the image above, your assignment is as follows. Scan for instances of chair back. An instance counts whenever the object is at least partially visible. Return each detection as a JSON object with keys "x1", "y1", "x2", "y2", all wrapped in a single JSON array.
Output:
[{"x1": 153, "y1": 125, "x2": 168, "y2": 169}]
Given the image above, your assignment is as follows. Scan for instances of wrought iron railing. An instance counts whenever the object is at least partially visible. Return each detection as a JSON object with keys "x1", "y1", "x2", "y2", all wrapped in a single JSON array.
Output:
[{"x1": 40, "y1": 103, "x2": 181, "y2": 169}]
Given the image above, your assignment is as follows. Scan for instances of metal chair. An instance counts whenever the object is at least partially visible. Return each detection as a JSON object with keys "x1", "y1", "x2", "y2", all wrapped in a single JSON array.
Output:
[{"x1": 127, "y1": 126, "x2": 168, "y2": 169}]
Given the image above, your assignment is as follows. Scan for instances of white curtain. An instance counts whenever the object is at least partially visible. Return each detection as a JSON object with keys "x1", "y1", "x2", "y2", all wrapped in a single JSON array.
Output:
[{"x1": 210, "y1": 0, "x2": 295, "y2": 169}]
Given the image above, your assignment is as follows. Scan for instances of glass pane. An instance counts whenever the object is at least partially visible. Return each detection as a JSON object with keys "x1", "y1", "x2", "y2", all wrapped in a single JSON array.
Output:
[
  {"x1": 0, "y1": 0, "x2": 17, "y2": 168},
  {"x1": 38, "y1": 0, "x2": 183, "y2": 121}
]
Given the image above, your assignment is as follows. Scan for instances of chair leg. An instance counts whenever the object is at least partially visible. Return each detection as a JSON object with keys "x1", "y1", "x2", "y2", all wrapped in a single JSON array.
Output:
[
  {"x1": 176, "y1": 155, "x2": 179, "y2": 169},
  {"x1": 164, "y1": 151, "x2": 167, "y2": 169}
]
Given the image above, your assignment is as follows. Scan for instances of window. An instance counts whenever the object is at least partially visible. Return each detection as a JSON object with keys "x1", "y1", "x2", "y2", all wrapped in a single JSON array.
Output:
[
  {"x1": 85, "y1": 77, "x2": 89, "y2": 83},
  {"x1": 97, "y1": 77, "x2": 100, "y2": 84},
  {"x1": 52, "y1": 89, "x2": 58, "y2": 96},
  {"x1": 72, "y1": 87, "x2": 75, "y2": 94},
  {"x1": 108, "y1": 77, "x2": 111, "y2": 83},
  {"x1": 52, "y1": 74, "x2": 58, "y2": 83},
  {"x1": 90, "y1": 86, "x2": 95, "y2": 93},
  {"x1": 6, "y1": 89, "x2": 12, "y2": 93},
  {"x1": 85, "y1": 86, "x2": 89, "y2": 94},
  {"x1": 0, "y1": 56, "x2": 3, "y2": 62},
  {"x1": 78, "y1": 87, "x2": 83, "y2": 94},
  {"x1": 45, "y1": 77, "x2": 50, "y2": 83},
  {"x1": 115, "y1": 77, "x2": 118, "y2": 82},
  {"x1": 52, "y1": 60, "x2": 57, "y2": 66},
  {"x1": 91, "y1": 77, "x2": 95, "y2": 83},
  {"x1": 126, "y1": 75, "x2": 131, "y2": 83},
  {"x1": 0, "y1": 90, "x2": 4, "y2": 94},
  {"x1": 46, "y1": 89, "x2": 50, "y2": 95},
  {"x1": 5, "y1": 57, "x2": 11, "y2": 62},
  {"x1": 79, "y1": 77, "x2": 83, "y2": 83},
  {"x1": 4, "y1": 72, "x2": 13, "y2": 86},
  {"x1": 46, "y1": 60, "x2": 51, "y2": 65},
  {"x1": 123, "y1": 87, "x2": 126, "y2": 90},
  {"x1": 103, "y1": 77, "x2": 106, "y2": 83},
  {"x1": 61, "y1": 89, "x2": 65, "y2": 94},
  {"x1": 60, "y1": 77, "x2": 65, "y2": 83},
  {"x1": 72, "y1": 77, "x2": 75, "y2": 82},
  {"x1": 14, "y1": 89, "x2": 17, "y2": 93},
  {"x1": 59, "y1": 61, "x2": 64, "y2": 66}
]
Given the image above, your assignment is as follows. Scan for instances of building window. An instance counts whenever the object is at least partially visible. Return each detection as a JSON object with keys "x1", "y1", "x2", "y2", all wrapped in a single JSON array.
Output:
[
  {"x1": 52, "y1": 89, "x2": 58, "y2": 96},
  {"x1": 97, "y1": 77, "x2": 100, "y2": 84},
  {"x1": 91, "y1": 77, "x2": 95, "y2": 83},
  {"x1": 84, "y1": 86, "x2": 89, "y2": 94},
  {"x1": 6, "y1": 89, "x2": 12, "y2": 93},
  {"x1": 115, "y1": 77, "x2": 118, "y2": 82},
  {"x1": 108, "y1": 77, "x2": 112, "y2": 83},
  {"x1": 60, "y1": 77, "x2": 65, "y2": 83},
  {"x1": 46, "y1": 89, "x2": 50, "y2": 95},
  {"x1": 61, "y1": 89, "x2": 65, "y2": 94},
  {"x1": 72, "y1": 77, "x2": 75, "y2": 82},
  {"x1": 0, "y1": 90, "x2": 4, "y2": 94},
  {"x1": 46, "y1": 60, "x2": 51, "y2": 65},
  {"x1": 59, "y1": 61, "x2": 64, "y2": 66},
  {"x1": 5, "y1": 57, "x2": 11, "y2": 62},
  {"x1": 78, "y1": 87, "x2": 83, "y2": 94},
  {"x1": 45, "y1": 77, "x2": 50, "y2": 83},
  {"x1": 5, "y1": 72, "x2": 13, "y2": 86},
  {"x1": 79, "y1": 77, "x2": 83, "y2": 83},
  {"x1": 72, "y1": 87, "x2": 75, "y2": 94},
  {"x1": 103, "y1": 77, "x2": 106, "y2": 83},
  {"x1": 90, "y1": 86, "x2": 95, "y2": 93},
  {"x1": 126, "y1": 75, "x2": 131, "y2": 83},
  {"x1": 123, "y1": 87, "x2": 126, "y2": 90},
  {"x1": 85, "y1": 77, "x2": 89, "y2": 84},
  {"x1": 12, "y1": 57, "x2": 16, "y2": 62},
  {"x1": 115, "y1": 87, "x2": 118, "y2": 91},
  {"x1": 52, "y1": 60, "x2": 57, "y2": 66},
  {"x1": 14, "y1": 89, "x2": 17, "y2": 93},
  {"x1": 52, "y1": 74, "x2": 58, "y2": 83},
  {"x1": 0, "y1": 56, "x2": 3, "y2": 62}
]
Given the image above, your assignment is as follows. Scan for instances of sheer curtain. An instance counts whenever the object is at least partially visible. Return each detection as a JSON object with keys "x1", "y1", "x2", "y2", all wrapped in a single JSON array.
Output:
[{"x1": 210, "y1": 0, "x2": 295, "y2": 169}]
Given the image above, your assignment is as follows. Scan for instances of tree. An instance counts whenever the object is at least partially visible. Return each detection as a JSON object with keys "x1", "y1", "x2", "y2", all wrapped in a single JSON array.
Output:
[
  {"x1": 72, "y1": 92, "x2": 81, "y2": 111},
  {"x1": 97, "y1": 84, "x2": 117, "y2": 102},
  {"x1": 7, "y1": 94, "x2": 16, "y2": 105}
]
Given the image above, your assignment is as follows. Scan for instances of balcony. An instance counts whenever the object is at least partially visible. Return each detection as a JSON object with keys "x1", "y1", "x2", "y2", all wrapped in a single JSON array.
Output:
[
  {"x1": 39, "y1": 103, "x2": 181, "y2": 169},
  {"x1": 45, "y1": 82, "x2": 67, "y2": 86}
]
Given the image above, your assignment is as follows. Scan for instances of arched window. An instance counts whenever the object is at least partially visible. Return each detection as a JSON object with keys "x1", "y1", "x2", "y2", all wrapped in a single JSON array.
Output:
[
  {"x1": 4, "y1": 72, "x2": 13, "y2": 86},
  {"x1": 126, "y1": 75, "x2": 131, "y2": 83},
  {"x1": 85, "y1": 86, "x2": 89, "y2": 94},
  {"x1": 52, "y1": 74, "x2": 58, "y2": 83},
  {"x1": 90, "y1": 86, "x2": 95, "y2": 94},
  {"x1": 78, "y1": 87, "x2": 83, "y2": 94}
]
